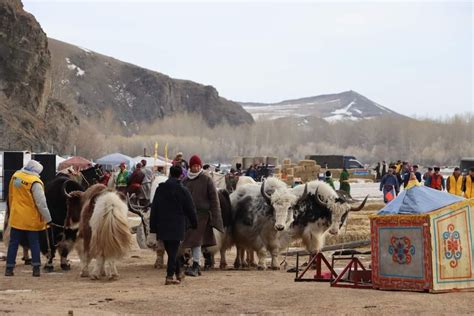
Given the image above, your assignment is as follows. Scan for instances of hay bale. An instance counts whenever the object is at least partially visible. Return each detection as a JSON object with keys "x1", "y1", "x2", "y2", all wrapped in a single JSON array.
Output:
[
  {"x1": 273, "y1": 167, "x2": 281, "y2": 174},
  {"x1": 293, "y1": 166, "x2": 304, "y2": 174},
  {"x1": 242, "y1": 157, "x2": 254, "y2": 169},
  {"x1": 286, "y1": 168, "x2": 294, "y2": 176},
  {"x1": 283, "y1": 158, "x2": 291, "y2": 165},
  {"x1": 298, "y1": 160, "x2": 316, "y2": 167},
  {"x1": 304, "y1": 165, "x2": 318, "y2": 172}
]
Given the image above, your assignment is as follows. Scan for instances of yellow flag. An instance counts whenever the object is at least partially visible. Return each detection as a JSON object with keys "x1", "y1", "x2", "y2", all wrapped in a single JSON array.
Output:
[
  {"x1": 154, "y1": 142, "x2": 158, "y2": 159},
  {"x1": 165, "y1": 143, "x2": 168, "y2": 161}
]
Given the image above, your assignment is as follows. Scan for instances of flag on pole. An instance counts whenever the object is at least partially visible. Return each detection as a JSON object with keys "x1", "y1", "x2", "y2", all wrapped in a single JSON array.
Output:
[{"x1": 154, "y1": 142, "x2": 158, "y2": 159}]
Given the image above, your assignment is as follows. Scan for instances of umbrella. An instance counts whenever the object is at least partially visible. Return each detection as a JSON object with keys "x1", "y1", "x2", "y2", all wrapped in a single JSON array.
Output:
[{"x1": 58, "y1": 156, "x2": 93, "y2": 171}]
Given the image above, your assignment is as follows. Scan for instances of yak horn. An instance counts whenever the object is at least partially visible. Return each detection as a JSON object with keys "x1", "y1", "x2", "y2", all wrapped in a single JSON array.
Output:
[
  {"x1": 260, "y1": 180, "x2": 272, "y2": 205},
  {"x1": 62, "y1": 180, "x2": 73, "y2": 198},
  {"x1": 350, "y1": 195, "x2": 369, "y2": 212},
  {"x1": 314, "y1": 187, "x2": 327, "y2": 207},
  {"x1": 126, "y1": 193, "x2": 148, "y2": 214}
]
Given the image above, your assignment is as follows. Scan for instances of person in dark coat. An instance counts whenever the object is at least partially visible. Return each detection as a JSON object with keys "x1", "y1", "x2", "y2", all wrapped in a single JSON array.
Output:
[
  {"x1": 380, "y1": 166, "x2": 400, "y2": 203},
  {"x1": 182, "y1": 154, "x2": 223, "y2": 276},
  {"x1": 148, "y1": 165, "x2": 197, "y2": 285},
  {"x1": 381, "y1": 161, "x2": 388, "y2": 177},
  {"x1": 373, "y1": 162, "x2": 381, "y2": 182}
]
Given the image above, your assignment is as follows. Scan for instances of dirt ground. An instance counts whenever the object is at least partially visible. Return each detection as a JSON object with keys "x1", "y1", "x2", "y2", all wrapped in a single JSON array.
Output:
[{"x1": 1, "y1": 235, "x2": 474, "y2": 316}]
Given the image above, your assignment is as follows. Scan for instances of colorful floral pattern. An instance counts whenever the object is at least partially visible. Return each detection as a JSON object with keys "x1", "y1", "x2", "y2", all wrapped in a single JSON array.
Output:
[
  {"x1": 443, "y1": 224, "x2": 462, "y2": 268},
  {"x1": 388, "y1": 236, "x2": 416, "y2": 264}
]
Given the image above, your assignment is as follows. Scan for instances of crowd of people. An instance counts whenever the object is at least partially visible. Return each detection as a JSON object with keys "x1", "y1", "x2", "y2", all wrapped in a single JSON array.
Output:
[
  {"x1": 377, "y1": 160, "x2": 474, "y2": 203},
  {"x1": 5, "y1": 153, "x2": 474, "y2": 284}
]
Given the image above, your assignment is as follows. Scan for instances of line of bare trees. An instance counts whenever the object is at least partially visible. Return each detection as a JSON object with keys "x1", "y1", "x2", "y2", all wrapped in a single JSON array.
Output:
[{"x1": 70, "y1": 111, "x2": 473, "y2": 167}]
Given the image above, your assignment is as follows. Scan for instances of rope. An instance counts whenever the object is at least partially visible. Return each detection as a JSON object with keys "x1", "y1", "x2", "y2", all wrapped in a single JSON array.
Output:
[{"x1": 48, "y1": 222, "x2": 65, "y2": 229}]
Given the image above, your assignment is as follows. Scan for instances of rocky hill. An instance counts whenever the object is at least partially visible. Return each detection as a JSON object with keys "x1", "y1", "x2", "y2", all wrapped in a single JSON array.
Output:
[
  {"x1": 0, "y1": 0, "x2": 252, "y2": 152},
  {"x1": 241, "y1": 90, "x2": 403, "y2": 122},
  {"x1": 47, "y1": 38, "x2": 253, "y2": 131},
  {"x1": 0, "y1": 0, "x2": 78, "y2": 152}
]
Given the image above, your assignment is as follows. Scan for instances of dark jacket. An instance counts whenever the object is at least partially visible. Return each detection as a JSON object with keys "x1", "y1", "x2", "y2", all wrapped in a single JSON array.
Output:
[
  {"x1": 182, "y1": 171, "x2": 224, "y2": 232},
  {"x1": 149, "y1": 178, "x2": 198, "y2": 241},
  {"x1": 380, "y1": 174, "x2": 400, "y2": 194}
]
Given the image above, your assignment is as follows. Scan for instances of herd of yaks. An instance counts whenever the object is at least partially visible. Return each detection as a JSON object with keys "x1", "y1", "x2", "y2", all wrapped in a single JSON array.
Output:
[{"x1": 3, "y1": 174, "x2": 367, "y2": 280}]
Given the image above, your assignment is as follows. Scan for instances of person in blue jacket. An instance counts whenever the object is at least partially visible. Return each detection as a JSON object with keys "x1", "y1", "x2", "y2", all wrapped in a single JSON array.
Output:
[{"x1": 380, "y1": 166, "x2": 400, "y2": 203}]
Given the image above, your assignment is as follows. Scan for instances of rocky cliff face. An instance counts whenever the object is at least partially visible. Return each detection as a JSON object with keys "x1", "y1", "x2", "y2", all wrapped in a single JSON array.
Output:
[
  {"x1": 48, "y1": 38, "x2": 253, "y2": 131},
  {"x1": 0, "y1": 0, "x2": 252, "y2": 153},
  {"x1": 0, "y1": 0, "x2": 78, "y2": 151}
]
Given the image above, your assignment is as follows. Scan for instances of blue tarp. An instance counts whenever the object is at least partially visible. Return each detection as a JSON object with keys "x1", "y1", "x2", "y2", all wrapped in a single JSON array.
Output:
[
  {"x1": 95, "y1": 153, "x2": 135, "y2": 170},
  {"x1": 378, "y1": 185, "x2": 464, "y2": 215}
]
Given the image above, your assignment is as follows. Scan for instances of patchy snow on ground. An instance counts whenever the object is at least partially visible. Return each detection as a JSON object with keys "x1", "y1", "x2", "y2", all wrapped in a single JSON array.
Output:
[
  {"x1": 65, "y1": 57, "x2": 85, "y2": 77},
  {"x1": 109, "y1": 81, "x2": 136, "y2": 108},
  {"x1": 79, "y1": 46, "x2": 92, "y2": 54},
  {"x1": 334, "y1": 181, "x2": 382, "y2": 201}
]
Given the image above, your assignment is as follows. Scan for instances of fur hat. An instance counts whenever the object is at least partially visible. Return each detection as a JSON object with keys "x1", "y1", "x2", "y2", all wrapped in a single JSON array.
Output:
[
  {"x1": 189, "y1": 155, "x2": 202, "y2": 167},
  {"x1": 24, "y1": 160, "x2": 43, "y2": 175}
]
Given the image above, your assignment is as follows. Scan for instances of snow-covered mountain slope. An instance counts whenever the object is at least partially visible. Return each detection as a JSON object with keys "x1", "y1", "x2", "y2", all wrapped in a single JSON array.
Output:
[{"x1": 240, "y1": 90, "x2": 403, "y2": 122}]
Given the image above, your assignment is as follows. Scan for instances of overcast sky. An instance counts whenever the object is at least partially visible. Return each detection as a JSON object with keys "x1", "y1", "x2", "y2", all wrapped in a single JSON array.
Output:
[{"x1": 23, "y1": 0, "x2": 472, "y2": 118}]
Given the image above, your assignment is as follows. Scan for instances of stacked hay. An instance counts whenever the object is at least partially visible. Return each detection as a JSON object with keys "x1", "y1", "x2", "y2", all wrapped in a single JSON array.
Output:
[
  {"x1": 294, "y1": 160, "x2": 320, "y2": 183},
  {"x1": 278, "y1": 159, "x2": 294, "y2": 185},
  {"x1": 276, "y1": 158, "x2": 321, "y2": 185}
]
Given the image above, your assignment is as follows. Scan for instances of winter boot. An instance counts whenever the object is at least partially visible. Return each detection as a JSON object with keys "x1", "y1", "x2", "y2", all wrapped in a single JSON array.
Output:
[
  {"x1": 32, "y1": 266, "x2": 41, "y2": 277},
  {"x1": 176, "y1": 256, "x2": 185, "y2": 281},
  {"x1": 185, "y1": 262, "x2": 201, "y2": 277},
  {"x1": 203, "y1": 252, "x2": 214, "y2": 271},
  {"x1": 5, "y1": 267, "x2": 14, "y2": 277},
  {"x1": 165, "y1": 276, "x2": 180, "y2": 285}
]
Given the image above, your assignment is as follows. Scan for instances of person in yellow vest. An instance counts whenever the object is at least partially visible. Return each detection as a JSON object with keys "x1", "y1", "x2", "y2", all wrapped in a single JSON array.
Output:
[
  {"x1": 462, "y1": 167, "x2": 474, "y2": 199},
  {"x1": 5, "y1": 160, "x2": 52, "y2": 277},
  {"x1": 447, "y1": 167, "x2": 463, "y2": 196}
]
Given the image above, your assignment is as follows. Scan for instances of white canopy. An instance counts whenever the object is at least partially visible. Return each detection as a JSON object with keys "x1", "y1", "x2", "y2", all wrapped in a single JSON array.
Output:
[{"x1": 134, "y1": 156, "x2": 172, "y2": 167}]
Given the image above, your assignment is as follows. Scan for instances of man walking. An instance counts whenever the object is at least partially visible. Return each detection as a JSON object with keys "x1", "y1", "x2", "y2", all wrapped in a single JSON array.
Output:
[
  {"x1": 5, "y1": 160, "x2": 52, "y2": 277},
  {"x1": 380, "y1": 166, "x2": 400, "y2": 203},
  {"x1": 148, "y1": 166, "x2": 197, "y2": 285}
]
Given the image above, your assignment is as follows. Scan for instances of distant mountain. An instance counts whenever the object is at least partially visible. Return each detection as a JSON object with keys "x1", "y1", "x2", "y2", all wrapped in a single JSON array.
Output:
[
  {"x1": 48, "y1": 38, "x2": 254, "y2": 131},
  {"x1": 240, "y1": 90, "x2": 403, "y2": 122}
]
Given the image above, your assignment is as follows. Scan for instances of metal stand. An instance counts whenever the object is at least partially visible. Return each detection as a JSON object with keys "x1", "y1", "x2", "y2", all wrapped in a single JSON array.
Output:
[
  {"x1": 294, "y1": 252, "x2": 338, "y2": 282},
  {"x1": 330, "y1": 254, "x2": 372, "y2": 289},
  {"x1": 294, "y1": 250, "x2": 373, "y2": 289}
]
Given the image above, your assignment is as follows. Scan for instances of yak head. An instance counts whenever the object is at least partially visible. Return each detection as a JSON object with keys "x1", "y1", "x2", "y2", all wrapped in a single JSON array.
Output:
[
  {"x1": 314, "y1": 186, "x2": 368, "y2": 235},
  {"x1": 261, "y1": 180, "x2": 298, "y2": 231},
  {"x1": 63, "y1": 189, "x2": 84, "y2": 229}
]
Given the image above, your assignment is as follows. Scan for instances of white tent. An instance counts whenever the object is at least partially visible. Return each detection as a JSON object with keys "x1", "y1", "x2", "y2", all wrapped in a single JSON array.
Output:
[
  {"x1": 95, "y1": 153, "x2": 136, "y2": 170},
  {"x1": 134, "y1": 156, "x2": 172, "y2": 168}
]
